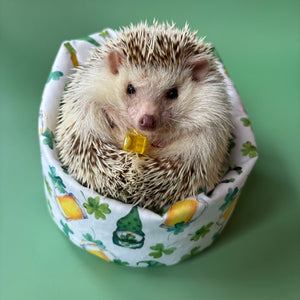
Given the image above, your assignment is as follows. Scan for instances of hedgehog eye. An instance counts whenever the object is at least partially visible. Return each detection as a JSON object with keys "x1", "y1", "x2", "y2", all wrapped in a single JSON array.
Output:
[
  {"x1": 166, "y1": 87, "x2": 178, "y2": 100},
  {"x1": 127, "y1": 84, "x2": 136, "y2": 95}
]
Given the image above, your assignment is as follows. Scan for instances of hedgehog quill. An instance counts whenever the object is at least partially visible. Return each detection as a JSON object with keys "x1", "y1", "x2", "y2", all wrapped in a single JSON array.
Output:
[{"x1": 56, "y1": 22, "x2": 232, "y2": 211}]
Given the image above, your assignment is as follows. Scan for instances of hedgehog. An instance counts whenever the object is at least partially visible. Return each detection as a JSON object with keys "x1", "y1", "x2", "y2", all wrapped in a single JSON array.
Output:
[{"x1": 56, "y1": 22, "x2": 232, "y2": 211}]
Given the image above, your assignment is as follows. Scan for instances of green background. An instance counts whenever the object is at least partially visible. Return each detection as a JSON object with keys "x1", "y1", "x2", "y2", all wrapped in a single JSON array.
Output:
[{"x1": 1, "y1": 0, "x2": 299, "y2": 299}]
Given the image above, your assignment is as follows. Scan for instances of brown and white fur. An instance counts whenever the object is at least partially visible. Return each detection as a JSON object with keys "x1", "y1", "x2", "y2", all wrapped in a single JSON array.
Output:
[{"x1": 56, "y1": 22, "x2": 232, "y2": 211}]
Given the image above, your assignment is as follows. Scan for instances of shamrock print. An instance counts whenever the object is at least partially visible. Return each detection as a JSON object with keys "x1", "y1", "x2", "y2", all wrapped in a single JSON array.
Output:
[
  {"x1": 82, "y1": 233, "x2": 105, "y2": 249},
  {"x1": 219, "y1": 187, "x2": 239, "y2": 211},
  {"x1": 99, "y1": 30, "x2": 108, "y2": 38},
  {"x1": 240, "y1": 117, "x2": 251, "y2": 127},
  {"x1": 83, "y1": 196, "x2": 111, "y2": 220},
  {"x1": 242, "y1": 141, "x2": 258, "y2": 158},
  {"x1": 190, "y1": 222, "x2": 214, "y2": 241},
  {"x1": 149, "y1": 243, "x2": 176, "y2": 259},
  {"x1": 42, "y1": 128, "x2": 55, "y2": 149},
  {"x1": 166, "y1": 221, "x2": 190, "y2": 235},
  {"x1": 47, "y1": 71, "x2": 63, "y2": 83},
  {"x1": 48, "y1": 166, "x2": 66, "y2": 193},
  {"x1": 60, "y1": 220, "x2": 74, "y2": 238}
]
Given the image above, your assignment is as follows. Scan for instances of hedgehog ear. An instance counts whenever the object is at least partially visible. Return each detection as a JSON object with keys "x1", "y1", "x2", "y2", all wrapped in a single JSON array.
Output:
[
  {"x1": 189, "y1": 58, "x2": 210, "y2": 82},
  {"x1": 107, "y1": 50, "x2": 125, "y2": 75}
]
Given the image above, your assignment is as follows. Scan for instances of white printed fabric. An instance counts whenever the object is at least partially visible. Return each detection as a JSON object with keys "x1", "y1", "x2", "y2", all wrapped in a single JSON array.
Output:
[{"x1": 39, "y1": 29, "x2": 258, "y2": 267}]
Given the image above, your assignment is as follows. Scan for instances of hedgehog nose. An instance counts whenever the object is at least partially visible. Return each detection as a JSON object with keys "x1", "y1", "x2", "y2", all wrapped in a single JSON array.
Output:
[{"x1": 138, "y1": 114, "x2": 156, "y2": 131}]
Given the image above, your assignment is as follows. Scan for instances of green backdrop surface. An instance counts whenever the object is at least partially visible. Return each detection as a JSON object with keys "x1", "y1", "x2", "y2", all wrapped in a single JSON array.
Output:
[{"x1": 1, "y1": 0, "x2": 299, "y2": 299}]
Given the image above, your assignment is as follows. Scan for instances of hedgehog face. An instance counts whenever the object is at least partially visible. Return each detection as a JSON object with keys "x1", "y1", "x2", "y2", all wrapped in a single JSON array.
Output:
[
  {"x1": 104, "y1": 49, "x2": 220, "y2": 149},
  {"x1": 110, "y1": 67, "x2": 186, "y2": 147}
]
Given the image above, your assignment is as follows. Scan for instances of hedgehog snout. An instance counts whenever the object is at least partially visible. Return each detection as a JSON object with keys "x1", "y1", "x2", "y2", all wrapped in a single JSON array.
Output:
[{"x1": 138, "y1": 114, "x2": 156, "y2": 131}]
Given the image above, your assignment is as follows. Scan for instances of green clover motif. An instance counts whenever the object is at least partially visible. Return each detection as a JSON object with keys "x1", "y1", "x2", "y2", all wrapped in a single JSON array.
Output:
[
  {"x1": 233, "y1": 166, "x2": 243, "y2": 175},
  {"x1": 83, "y1": 196, "x2": 111, "y2": 220},
  {"x1": 242, "y1": 141, "x2": 258, "y2": 158},
  {"x1": 219, "y1": 187, "x2": 239, "y2": 211},
  {"x1": 48, "y1": 166, "x2": 66, "y2": 193},
  {"x1": 149, "y1": 243, "x2": 176, "y2": 259},
  {"x1": 190, "y1": 222, "x2": 214, "y2": 241},
  {"x1": 62, "y1": 168, "x2": 69, "y2": 175},
  {"x1": 166, "y1": 221, "x2": 190, "y2": 235},
  {"x1": 113, "y1": 259, "x2": 129, "y2": 266},
  {"x1": 240, "y1": 117, "x2": 251, "y2": 127},
  {"x1": 60, "y1": 220, "x2": 74, "y2": 238},
  {"x1": 228, "y1": 178, "x2": 235, "y2": 183},
  {"x1": 47, "y1": 71, "x2": 63, "y2": 83},
  {"x1": 82, "y1": 233, "x2": 105, "y2": 249},
  {"x1": 99, "y1": 30, "x2": 108, "y2": 38},
  {"x1": 42, "y1": 128, "x2": 55, "y2": 149}
]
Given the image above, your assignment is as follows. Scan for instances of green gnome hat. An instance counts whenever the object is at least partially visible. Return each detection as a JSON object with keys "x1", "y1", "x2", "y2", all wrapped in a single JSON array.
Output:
[{"x1": 112, "y1": 206, "x2": 145, "y2": 249}]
